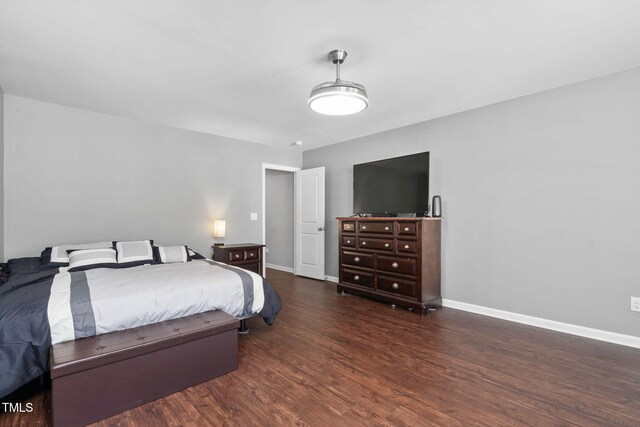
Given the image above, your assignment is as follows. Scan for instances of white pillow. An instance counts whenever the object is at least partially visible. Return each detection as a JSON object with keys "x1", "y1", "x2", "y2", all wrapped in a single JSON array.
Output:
[
  {"x1": 115, "y1": 240, "x2": 154, "y2": 264},
  {"x1": 68, "y1": 248, "x2": 118, "y2": 271},
  {"x1": 157, "y1": 246, "x2": 188, "y2": 263},
  {"x1": 50, "y1": 241, "x2": 114, "y2": 264}
]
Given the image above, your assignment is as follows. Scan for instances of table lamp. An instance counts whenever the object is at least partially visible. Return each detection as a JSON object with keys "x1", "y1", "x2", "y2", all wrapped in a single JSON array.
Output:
[{"x1": 213, "y1": 220, "x2": 226, "y2": 246}]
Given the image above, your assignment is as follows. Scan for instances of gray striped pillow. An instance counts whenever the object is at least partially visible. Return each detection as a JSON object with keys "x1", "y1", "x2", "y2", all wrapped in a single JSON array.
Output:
[
  {"x1": 68, "y1": 248, "x2": 118, "y2": 271},
  {"x1": 50, "y1": 241, "x2": 114, "y2": 264}
]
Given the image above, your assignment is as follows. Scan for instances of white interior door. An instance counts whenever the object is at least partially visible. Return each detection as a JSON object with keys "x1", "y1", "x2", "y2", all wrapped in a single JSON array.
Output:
[{"x1": 294, "y1": 167, "x2": 325, "y2": 280}]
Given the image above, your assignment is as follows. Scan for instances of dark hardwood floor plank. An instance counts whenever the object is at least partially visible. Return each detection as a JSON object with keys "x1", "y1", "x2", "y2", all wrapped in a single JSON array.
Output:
[{"x1": 2, "y1": 268, "x2": 639, "y2": 426}]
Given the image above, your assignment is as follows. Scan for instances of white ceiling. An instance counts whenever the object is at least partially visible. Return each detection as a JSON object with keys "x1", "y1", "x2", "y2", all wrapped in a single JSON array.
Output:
[{"x1": 1, "y1": 1, "x2": 640, "y2": 151}]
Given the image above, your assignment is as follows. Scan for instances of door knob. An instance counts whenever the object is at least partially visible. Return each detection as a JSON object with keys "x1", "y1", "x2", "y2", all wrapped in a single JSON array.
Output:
[{"x1": 317, "y1": 226, "x2": 325, "y2": 231}]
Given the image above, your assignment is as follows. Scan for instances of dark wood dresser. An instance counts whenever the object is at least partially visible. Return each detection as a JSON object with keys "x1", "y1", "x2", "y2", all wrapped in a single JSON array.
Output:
[
  {"x1": 212, "y1": 243, "x2": 265, "y2": 275},
  {"x1": 337, "y1": 217, "x2": 441, "y2": 315}
]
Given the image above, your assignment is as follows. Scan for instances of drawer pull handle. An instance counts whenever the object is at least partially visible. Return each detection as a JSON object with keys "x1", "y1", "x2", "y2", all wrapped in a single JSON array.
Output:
[
  {"x1": 384, "y1": 226, "x2": 390, "y2": 231},
  {"x1": 404, "y1": 245, "x2": 410, "y2": 249},
  {"x1": 354, "y1": 275, "x2": 360, "y2": 281},
  {"x1": 362, "y1": 241, "x2": 367, "y2": 246},
  {"x1": 235, "y1": 254, "x2": 241, "y2": 258},
  {"x1": 249, "y1": 253, "x2": 254, "y2": 256},
  {"x1": 354, "y1": 257, "x2": 360, "y2": 262},
  {"x1": 362, "y1": 226, "x2": 367, "y2": 230},
  {"x1": 404, "y1": 227, "x2": 410, "y2": 231},
  {"x1": 392, "y1": 283, "x2": 399, "y2": 290},
  {"x1": 392, "y1": 262, "x2": 399, "y2": 268},
  {"x1": 384, "y1": 243, "x2": 390, "y2": 248},
  {"x1": 346, "y1": 240, "x2": 351, "y2": 244}
]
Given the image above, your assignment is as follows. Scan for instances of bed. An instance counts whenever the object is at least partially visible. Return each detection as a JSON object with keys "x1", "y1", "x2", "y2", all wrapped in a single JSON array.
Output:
[{"x1": 0, "y1": 245, "x2": 282, "y2": 398}]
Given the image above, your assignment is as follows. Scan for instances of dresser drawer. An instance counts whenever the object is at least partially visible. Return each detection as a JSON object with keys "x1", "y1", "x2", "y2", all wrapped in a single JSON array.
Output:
[
  {"x1": 377, "y1": 275, "x2": 417, "y2": 298},
  {"x1": 228, "y1": 250, "x2": 245, "y2": 262},
  {"x1": 398, "y1": 240, "x2": 417, "y2": 254},
  {"x1": 377, "y1": 256, "x2": 416, "y2": 276},
  {"x1": 342, "y1": 251, "x2": 373, "y2": 269},
  {"x1": 342, "y1": 222, "x2": 356, "y2": 232},
  {"x1": 357, "y1": 237, "x2": 393, "y2": 252},
  {"x1": 245, "y1": 249, "x2": 259, "y2": 260},
  {"x1": 342, "y1": 236, "x2": 356, "y2": 248},
  {"x1": 358, "y1": 221, "x2": 394, "y2": 234},
  {"x1": 343, "y1": 269, "x2": 373, "y2": 288},
  {"x1": 398, "y1": 222, "x2": 418, "y2": 236},
  {"x1": 213, "y1": 244, "x2": 264, "y2": 277}
]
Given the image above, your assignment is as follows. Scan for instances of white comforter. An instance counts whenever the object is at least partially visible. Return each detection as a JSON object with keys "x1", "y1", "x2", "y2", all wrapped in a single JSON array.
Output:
[{"x1": 47, "y1": 260, "x2": 265, "y2": 344}]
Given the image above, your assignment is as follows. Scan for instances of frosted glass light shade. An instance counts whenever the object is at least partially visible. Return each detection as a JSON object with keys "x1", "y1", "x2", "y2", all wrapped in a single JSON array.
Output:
[
  {"x1": 213, "y1": 220, "x2": 226, "y2": 238},
  {"x1": 308, "y1": 81, "x2": 368, "y2": 116}
]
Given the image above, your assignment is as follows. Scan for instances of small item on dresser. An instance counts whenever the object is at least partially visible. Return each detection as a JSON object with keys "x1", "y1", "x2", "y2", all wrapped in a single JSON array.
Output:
[
  {"x1": 213, "y1": 220, "x2": 226, "y2": 246},
  {"x1": 432, "y1": 195, "x2": 442, "y2": 218}
]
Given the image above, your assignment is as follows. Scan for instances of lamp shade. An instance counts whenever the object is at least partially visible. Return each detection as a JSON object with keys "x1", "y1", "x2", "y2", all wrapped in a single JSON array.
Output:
[{"x1": 213, "y1": 220, "x2": 226, "y2": 238}]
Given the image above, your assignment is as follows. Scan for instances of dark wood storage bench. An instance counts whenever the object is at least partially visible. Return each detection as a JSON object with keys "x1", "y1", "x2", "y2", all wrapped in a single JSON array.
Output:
[{"x1": 50, "y1": 310, "x2": 239, "y2": 427}]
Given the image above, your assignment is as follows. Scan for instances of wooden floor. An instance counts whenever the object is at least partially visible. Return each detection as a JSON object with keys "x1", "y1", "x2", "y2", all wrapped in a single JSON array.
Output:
[{"x1": 2, "y1": 268, "x2": 640, "y2": 426}]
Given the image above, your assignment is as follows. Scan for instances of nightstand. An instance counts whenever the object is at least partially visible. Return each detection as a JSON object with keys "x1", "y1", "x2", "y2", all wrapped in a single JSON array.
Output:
[{"x1": 212, "y1": 243, "x2": 265, "y2": 275}]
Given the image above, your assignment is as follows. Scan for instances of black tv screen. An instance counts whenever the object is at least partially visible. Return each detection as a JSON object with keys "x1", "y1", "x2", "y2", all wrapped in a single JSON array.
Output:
[{"x1": 353, "y1": 152, "x2": 429, "y2": 215}]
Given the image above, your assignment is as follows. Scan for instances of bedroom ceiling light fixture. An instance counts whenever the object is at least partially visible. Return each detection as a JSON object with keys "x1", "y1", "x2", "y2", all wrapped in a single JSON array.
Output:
[{"x1": 308, "y1": 49, "x2": 368, "y2": 116}]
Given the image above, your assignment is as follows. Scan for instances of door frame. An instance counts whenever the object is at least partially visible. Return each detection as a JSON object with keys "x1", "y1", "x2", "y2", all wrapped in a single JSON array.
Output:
[{"x1": 261, "y1": 163, "x2": 300, "y2": 276}]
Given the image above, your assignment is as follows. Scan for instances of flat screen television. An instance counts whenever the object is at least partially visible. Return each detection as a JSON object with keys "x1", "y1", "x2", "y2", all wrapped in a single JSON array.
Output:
[{"x1": 353, "y1": 152, "x2": 429, "y2": 215}]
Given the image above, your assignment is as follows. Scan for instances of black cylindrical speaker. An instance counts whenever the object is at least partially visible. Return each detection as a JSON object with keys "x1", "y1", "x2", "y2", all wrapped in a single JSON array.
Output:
[{"x1": 432, "y1": 195, "x2": 442, "y2": 217}]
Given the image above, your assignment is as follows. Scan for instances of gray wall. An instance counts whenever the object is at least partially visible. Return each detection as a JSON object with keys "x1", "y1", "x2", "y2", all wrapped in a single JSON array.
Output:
[
  {"x1": 3, "y1": 95, "x2": 301, "y2": 260},
  {"x1": 304, "y1": 67, "x2": 640, "y2": 337},
  {"x1": 265, "y1": 169, "x2": 294, "y2": 268},
  {"x1": 0, "y1": 85, "x2": 4, "y2": 261}
]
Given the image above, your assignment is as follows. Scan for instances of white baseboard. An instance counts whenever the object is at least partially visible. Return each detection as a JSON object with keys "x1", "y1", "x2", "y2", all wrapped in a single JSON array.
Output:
[
  {"x1": 264, "y1": 269, "x2": 638, "y2": 348},
  {"x1": 442, "y1": 299, "x2": 640, "y2": 349},
  {"x1": 265, "y1": 263, "x2": 293, "y2": 273}
]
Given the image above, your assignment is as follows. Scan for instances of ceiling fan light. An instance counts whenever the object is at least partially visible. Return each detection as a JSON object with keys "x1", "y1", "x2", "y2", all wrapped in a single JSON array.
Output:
[
  {"x1": 308, "y1": 82, "x2": 368, "y2": 115},
  {"x1": 308, "y1": 49, "x2": 368, "y2": 116}
]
